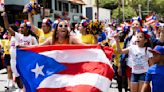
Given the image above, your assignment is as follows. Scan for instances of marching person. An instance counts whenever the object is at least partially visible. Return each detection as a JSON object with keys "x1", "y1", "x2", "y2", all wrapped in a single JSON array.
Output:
[
  {"x1": 141, "y1": 45, "x2": 164, "y2": 92},
  {"x1": 114, "y1": 28, "x2": 153, "y2": 92}
]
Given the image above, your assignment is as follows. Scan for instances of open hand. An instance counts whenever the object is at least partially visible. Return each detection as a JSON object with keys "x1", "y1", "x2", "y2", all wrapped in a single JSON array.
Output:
[{"x1": 113, "y1": 33, "x2": 119, "y2": 41}]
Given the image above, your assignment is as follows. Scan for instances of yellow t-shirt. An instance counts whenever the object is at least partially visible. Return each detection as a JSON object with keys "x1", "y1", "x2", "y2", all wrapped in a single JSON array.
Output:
[
  {"x1": 112, "y1": 42, "x2": 124, "y2": 67},
  {"x1": 81, "y1": 34, "x2": 95, "y2": 44},
  {"x1": 1, "y1": 39, "x2": 10, "y2": 55},
  {"x1": 34, "y1": 28, "x2": 44, "y2": 38},
  {"x1": 39, "y1": 31, "x2": 52, "y2": 44},
  {"x1": 34, "y1": 28, "x2": 52, "y2": 44}
]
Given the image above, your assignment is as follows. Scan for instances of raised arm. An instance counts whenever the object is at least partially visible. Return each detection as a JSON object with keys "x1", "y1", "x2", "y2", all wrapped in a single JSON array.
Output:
[
  {"x1": 28, "y1": 12, "x2": 38, "y2": 33},
  {"x1": 1, "y1": 12, "x2": 15, "y2": 36},
  {"x1": 114, "y1": 34, "x2": 129, "y2": 54}
]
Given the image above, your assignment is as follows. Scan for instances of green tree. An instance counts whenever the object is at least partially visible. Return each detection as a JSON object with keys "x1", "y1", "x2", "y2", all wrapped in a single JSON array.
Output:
[
  {"x1": 150, "y1": 0, "x2": 164, "y2": 18},
  {"x1": 98, "y1": 0, "x2": 164, "y2": 21},
  {"x1": 127, "y1": 0, "x2": 164, "y2": 18},
  {"x1": 112, "y1": 6, "x2": 137, "y2": 22},
  {"x1": 98, "y1": 0, "x2": 118, "y2": 10}
]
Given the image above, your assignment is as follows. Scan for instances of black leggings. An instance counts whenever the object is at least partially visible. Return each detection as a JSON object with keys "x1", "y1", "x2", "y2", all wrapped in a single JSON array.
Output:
[{"x1": 113, "y1": 64, "x2": 128, "y2": 92}]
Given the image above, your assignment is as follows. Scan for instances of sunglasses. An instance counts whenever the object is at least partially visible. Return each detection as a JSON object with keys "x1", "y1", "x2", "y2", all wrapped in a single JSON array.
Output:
[{"x1": 58, "y1": 24, "x2": 68, "y2": 28}]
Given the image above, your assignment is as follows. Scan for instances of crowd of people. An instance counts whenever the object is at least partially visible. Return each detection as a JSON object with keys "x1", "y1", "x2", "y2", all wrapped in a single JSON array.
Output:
[{"x1": 0, "y1": 10, "x2": 164, "y2": 92}]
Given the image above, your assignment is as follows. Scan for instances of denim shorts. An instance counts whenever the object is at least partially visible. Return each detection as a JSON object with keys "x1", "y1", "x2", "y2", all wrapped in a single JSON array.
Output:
[{"x1": 131, "y1": 73, "x2": 146, "y2": 83}]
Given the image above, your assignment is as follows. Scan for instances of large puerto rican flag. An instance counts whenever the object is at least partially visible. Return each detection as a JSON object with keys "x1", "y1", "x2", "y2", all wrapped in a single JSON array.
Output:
[{"x1": 16, "y1": 45, "x2": 114, "y2": 92}]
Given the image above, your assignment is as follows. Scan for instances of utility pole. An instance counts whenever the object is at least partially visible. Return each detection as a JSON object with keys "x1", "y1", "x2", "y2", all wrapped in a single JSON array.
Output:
[
  {"x1": 96, "y1": 0, "x2": 99, "y2": 21},
  {"x1": 147, "y1": 0, "x2": 150, "y2": 15},
  {"x1": 138, "y1": 4, "x2": 142, "y2": 18},
  {"x1": 118, "y1": 0, "x2": 121, "y2": 24},
  {"x1": 122, "y1": 0, "x2": 125, "y2": 22}
]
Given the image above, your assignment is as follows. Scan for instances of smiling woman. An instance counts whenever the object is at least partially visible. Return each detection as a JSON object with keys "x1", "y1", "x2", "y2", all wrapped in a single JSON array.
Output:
[{"x1": 40, "y1": 20, "x2": 83, "y2": 45}]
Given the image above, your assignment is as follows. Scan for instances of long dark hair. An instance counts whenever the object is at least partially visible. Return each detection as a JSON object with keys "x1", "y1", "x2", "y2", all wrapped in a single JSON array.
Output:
[
  {"x1": 139, "y1": 32, "x2": 153, "y2": 54},
  {"x1": 28, "y1": 29, "x2": 39, "y2": 41},
  {"x1": 24, "y1": 23, "x2": 39, "y2": 41}
]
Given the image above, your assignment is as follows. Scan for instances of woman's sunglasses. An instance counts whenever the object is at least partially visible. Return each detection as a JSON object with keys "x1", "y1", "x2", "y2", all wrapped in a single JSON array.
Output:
[{"x1": 58, "y1": 24, "x2": 68, "y2": 28}]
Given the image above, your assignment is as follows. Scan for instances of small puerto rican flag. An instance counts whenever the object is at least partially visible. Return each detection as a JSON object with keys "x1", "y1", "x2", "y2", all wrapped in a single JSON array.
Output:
[{"x1": 145, "y1": 15, "x2": 157, "y2": 25}]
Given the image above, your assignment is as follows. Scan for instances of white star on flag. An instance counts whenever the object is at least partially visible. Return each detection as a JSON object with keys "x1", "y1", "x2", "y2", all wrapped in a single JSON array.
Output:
[{"x1": 31, "y1": 63, "x2": 45, "y2": 78}]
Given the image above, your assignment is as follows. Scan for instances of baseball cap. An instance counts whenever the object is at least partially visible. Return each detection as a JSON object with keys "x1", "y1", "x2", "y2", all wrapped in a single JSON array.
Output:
[{"x1": 149, "y1": 45, "x2": 164, "y2": 55}]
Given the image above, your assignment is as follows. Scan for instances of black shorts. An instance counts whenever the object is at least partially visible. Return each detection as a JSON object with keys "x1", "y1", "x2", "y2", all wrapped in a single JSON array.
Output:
[{"x1": 4, "y1": 54, "x2": 11, "y2": 66}]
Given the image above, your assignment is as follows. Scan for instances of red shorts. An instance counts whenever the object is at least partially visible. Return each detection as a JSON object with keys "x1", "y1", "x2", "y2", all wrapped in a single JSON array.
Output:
[{"x1": 126, "y1": 66, "x2": 132, "y2": 80}]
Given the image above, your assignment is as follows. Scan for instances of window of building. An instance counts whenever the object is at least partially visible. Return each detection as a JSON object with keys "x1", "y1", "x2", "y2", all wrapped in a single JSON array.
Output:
[
  {"x1": 71, "y1": 4, "x2": 79, "y2": 13},
  {"x1": 80, "y1": 5, "x2": 82, "y2": 13},
  {"x1": 63, "y1": 3, "x2": 69, "y2": 12},
  {"x1": 55, "y1": 0, "x2": 57, "y2": 10},
  {"x1": 58, "y1": 1, "x2": 62, "y2": 11},
  {"x1": 38, "y1": 0, "x2": 52, "y2": 9},
  {"x1": 45, "y1": 0, "x2": 52, "y2": 9}
]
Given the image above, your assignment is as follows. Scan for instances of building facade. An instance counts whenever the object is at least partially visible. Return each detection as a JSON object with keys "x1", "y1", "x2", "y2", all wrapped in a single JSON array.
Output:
[
  {"x1": 82, "y1": 0, "x2": 111, "y2": 23},
  {"x1": 1, "y1": 0, "x2": 84, "y2": 27},
  {"x1": 51, "y1": 0, "x2": 84, "y2": 26}
]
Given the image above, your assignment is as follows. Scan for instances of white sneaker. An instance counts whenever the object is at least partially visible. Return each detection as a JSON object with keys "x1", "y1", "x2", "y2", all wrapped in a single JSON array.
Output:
[
  {"x1": 13, "y1": 89, "x2": 21, "y2": 92},
  {"x1": 9, "y1": 80, "x2": 14, "y2": 88}
]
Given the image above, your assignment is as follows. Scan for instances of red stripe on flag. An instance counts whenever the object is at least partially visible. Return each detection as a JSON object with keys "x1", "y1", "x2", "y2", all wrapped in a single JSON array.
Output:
[
  {"x1": 37, "y1": 85, "x2": 101, "y2": 92},
  {"x1": 145, "y1": 20, "x2": 157, "y2": 25},
  {"x1": 146, "y1": 16, "x2": 152, "y2": 21},
  {"x1": 59, "y1": 62, "x2": 114, "y2": 80},
  {"x1": 22, "y1": 45, "x2": 101, "y2": 53}
]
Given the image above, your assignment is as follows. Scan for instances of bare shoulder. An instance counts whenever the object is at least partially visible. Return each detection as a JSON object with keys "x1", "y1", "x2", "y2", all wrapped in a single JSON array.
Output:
[{"x1": 69, "y1": 35, "x2": 83, "y2": 44}]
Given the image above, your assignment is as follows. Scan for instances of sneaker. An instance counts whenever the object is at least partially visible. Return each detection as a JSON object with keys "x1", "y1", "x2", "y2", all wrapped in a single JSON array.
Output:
[
  {"x1": 13, "y1": 89, "x2": 24, "y2": 92},
  {"x1": 13, "y1": 89, "x2": 21, "y2": 92}
]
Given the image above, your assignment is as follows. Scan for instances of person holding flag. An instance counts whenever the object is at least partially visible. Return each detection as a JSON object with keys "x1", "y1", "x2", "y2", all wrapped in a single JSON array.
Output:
[
  {"x1": 2, "y1": 12, "x2": 38, "y2": 92},
  {"x1": 40, "y1": 20, "x2": 83, "y2": 45}
]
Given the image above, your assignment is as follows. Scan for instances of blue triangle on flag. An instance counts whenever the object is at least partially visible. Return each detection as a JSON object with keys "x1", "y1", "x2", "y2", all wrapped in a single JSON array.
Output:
[{"x1": 16, "y1": 48, "x2": 67, "y2": 92}]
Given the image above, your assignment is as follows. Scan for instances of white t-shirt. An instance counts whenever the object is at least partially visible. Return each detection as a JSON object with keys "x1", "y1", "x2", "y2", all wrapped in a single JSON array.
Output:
[
  {"x1": 15, "y1": 32, "x2": 38, "y2": 46},
  {"x1": 126, "y1": 35, "x2": 137, "y2": 67},
  {"x1": 128, "y1": 45, "x2": 153, "y2": 74},
  {"x1": 106, "y1": 27, "x2": 115, "y2": 39}
]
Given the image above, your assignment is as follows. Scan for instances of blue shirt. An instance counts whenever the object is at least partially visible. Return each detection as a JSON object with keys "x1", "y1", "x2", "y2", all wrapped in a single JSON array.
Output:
[
  {"x1": 145, "y1": 64, "x2": 164, "y2": 92},
  {"x1": 98, "y1": 32, "x2": 106, "y2": 42}
]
